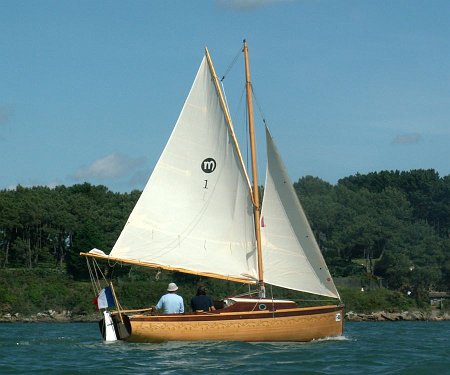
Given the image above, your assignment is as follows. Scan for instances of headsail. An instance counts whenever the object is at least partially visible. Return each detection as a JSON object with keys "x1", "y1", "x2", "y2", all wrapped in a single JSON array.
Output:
[
  {"x1": 261, "y1": 126, "x2": 340, "y2": 299},
  {"x1": 109, "y1": 56, "x2": 258, "y2": 283}
]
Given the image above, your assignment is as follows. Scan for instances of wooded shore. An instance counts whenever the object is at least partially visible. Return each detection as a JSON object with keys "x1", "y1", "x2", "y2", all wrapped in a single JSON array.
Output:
[
  {"x1": 1, "y1": 176, "x2": 448, "y2": 329},
  {"x1": 1, "y1": 309, "x2": 448, "y2": 323},
  {"x1": 344, "y1": 310, "x2": 449, "y2": 321}
]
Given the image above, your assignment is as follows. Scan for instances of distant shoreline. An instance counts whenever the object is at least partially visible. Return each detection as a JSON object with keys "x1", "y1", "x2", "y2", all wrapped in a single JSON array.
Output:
[
  {"x1": 1, "y1": 309, "x2": 448, "y2": 323},
  {"x1": 0, "y1": 310, "x2": 98, "y2": 323},
  {"x1": 345, "y1": 310, "x2": 449, "y2": 321}
]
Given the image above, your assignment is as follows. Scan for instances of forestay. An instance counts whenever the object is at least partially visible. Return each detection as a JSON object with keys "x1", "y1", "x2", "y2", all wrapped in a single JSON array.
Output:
[
  {"x1": 109, "y1": 57, "x2": 258, "y2": 282},
  {"x1": 260, "y1": 127, "x2": 340, "y2": 299}
]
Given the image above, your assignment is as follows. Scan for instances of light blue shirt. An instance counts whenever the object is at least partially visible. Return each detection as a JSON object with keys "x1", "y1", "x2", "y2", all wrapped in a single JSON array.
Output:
[{"x1": 156, "y1": 293, "x2": 184, "y2": 314}]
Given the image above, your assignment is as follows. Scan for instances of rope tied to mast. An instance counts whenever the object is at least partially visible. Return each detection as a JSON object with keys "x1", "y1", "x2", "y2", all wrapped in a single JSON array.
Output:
[
  {"x1": 249, "y1": 82, "x2": 268, "y2": 128},
  {"x1": 220, "y1": 45, "x2": 243, "y2": 82}
]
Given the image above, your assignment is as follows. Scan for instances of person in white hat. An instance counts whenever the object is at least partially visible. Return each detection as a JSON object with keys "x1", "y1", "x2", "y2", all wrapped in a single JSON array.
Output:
[{"x1": 154, "y1": 282, "x2": 184, "y2": 314}]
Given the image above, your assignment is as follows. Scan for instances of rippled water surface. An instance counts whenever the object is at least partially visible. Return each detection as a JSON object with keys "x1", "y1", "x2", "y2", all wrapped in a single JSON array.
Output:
[{"x1": 0, "y1": 321, "x2": 448, "y2": 374}]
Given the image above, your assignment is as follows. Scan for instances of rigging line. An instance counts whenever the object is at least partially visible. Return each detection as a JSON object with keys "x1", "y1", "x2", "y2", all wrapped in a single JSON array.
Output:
[
  {"x1": 231, "y1": 84, "x2": 246, "y2": 127},
  {"x1": 250, "y1": 83, "x2": 268, "y2": 127},
  {"x1": 92, "y1": 259, "x2": 101, "y2": 286},
  {"x1": 88, "y1": 258, "x2": 102, "y2": 294},
  {"x1": 220, "y1": 46, "x2": 243, "y2": 82},
  {"x1": 237, "y1": 84, "x2": 246, "y2": 115},
  {"x1": 92, "y1": 262, "x2": 103, "y2": 294},
  {"x1": 87, "y1": 258, "x2": 100, "y2": 296},
  {"x1": 93, "y1": 257, "x2": 109, "y2": 283}
]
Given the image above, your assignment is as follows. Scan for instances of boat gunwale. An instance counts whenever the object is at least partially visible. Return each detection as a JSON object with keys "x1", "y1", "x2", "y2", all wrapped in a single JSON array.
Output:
[{"x1": 127, "y1": 304, "x2": 343, "y2": 322}]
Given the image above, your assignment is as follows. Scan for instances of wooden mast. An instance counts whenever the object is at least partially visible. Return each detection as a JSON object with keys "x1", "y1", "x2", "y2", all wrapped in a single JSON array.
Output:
[{"x1": 243, "y1": 40, "x2": 265, "y2": 296}]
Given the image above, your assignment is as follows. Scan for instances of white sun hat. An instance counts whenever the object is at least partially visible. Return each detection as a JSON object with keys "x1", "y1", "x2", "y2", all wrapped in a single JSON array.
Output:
[{"x1": 167, "y1": 282, "x2": 178, "y2": 292}]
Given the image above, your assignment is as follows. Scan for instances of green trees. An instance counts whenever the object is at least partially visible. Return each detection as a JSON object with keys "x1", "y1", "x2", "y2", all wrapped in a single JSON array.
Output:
[
  {"x1": 0, "y1": 183, "x2": 139, "y2": 280},
  {"x1": 0, "y1": 169, "x2": 448, "y2": 298},
  {"x1": 340, "y1": 169, "x2": 450, "y2": 236},
  {"x1": 296, "y1": 169, "x2": 449, "y2": 298}
]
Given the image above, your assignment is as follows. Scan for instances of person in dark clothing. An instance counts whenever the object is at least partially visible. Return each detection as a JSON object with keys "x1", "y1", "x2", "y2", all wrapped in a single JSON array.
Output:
[{"x1": 190, "y1": 286, "x2": 216, "y2": 312}]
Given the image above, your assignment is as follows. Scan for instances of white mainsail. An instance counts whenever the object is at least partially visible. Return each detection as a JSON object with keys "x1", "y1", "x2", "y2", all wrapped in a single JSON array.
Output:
[
  {"x1": 109, "y1": 56, "x2": 258, "y2": 282},
  {"x1": 261, "y1": 127, "x2": 340, "y2": 299}
]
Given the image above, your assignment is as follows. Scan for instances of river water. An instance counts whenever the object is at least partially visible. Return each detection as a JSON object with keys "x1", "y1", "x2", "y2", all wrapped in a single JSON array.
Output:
[{"x1": 0, "y1": 321, "x2": 448, "y2": 374}]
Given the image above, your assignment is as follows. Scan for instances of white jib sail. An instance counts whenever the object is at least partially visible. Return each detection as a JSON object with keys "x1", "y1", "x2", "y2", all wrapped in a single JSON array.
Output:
[
  {"x1": 109, "y1": 56, "x2": 258, "y2": 282},
  {"x1": 261, "y1": 126, "x2": 340, "y2": 299}
]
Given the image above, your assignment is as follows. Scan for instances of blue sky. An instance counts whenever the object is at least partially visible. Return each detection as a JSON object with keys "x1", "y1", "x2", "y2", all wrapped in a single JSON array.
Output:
[{"x1": 1, "y1": 0, "x2": 449, "y2": 192}]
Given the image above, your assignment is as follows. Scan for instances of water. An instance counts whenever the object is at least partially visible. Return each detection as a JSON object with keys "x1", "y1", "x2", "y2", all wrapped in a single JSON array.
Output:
[{"x1": 0, "y1": 321, "x2": 448, "y2": 374}]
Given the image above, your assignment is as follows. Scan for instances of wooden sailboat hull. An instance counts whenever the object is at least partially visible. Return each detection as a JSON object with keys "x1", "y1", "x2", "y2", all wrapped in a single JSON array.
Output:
[{"x1": 123, "y1": 305, "x2": 343, "y2": 343}]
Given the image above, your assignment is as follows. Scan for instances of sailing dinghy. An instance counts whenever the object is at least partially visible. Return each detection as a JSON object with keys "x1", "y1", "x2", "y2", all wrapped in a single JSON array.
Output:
[{"x1": 81, "y1": 41, "x2": 343, "y2": 342}]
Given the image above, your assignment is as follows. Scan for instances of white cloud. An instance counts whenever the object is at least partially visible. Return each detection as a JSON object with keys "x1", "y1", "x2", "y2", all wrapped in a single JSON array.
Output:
[
  {"x1": 73, "y1": 152, "x2": 146, "y2": 181},
  {"x1": 392, "y1": 133, "x2": 422, "y2": 145}
]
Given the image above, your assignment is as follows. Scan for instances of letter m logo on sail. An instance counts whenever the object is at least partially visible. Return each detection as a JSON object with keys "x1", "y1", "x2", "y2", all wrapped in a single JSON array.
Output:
[{"x1": 201, "y1": 158, "x2": 216, "y2": 173}]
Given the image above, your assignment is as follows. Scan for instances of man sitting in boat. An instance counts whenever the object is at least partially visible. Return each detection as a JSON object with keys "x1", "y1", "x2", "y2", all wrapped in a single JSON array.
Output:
[
  {"x1": 153, "y1": 282, "x2": 184, "y2": 314},
  {"x1": 190, "y1": 286, "x2": 216, "y2": 312}
]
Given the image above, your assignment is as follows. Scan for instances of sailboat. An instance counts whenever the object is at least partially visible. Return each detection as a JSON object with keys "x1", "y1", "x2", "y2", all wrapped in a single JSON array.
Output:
[{"x1": 81, "y1": 41, "x2": 343, "y2": 342}]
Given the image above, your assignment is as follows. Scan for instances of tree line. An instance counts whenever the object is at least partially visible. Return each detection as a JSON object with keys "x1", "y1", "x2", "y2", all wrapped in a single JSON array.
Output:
[
  {"x1": 0, "y1": 183, "x2": 140, "y2": 277},
  {"x1": 296, "y1": 169, "x2": 449, "y2": 297},
  {"x1": 0, "y1": 169, "x2": 449, "y2": 300}
]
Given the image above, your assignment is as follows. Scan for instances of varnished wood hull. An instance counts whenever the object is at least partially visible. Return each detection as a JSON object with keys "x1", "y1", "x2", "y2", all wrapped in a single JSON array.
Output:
[{"x1": 124, "y1": 305, "x2": 343, "y2": 343}]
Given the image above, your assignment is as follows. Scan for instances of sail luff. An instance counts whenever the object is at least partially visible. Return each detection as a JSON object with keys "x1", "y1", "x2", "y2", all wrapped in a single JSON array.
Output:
[{"x1": 243, "y1": 41, "x2": 264, "y2": 288}]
